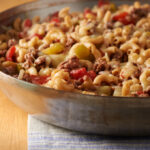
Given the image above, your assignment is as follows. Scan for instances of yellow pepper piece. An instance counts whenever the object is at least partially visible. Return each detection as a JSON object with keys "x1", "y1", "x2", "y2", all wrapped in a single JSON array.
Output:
[
  {"x1": 42, "y1": 43, "x2": 64, "y2": 55},
  {"x1": 74, "y1": 44, "x2": 90, "y2": 59}
]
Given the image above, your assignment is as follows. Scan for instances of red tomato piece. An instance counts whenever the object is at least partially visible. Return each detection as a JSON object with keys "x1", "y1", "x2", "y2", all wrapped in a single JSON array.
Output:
[
  {"x1": 70, "y1": 68, "x2": 87, "y2": 80},
  {"x1": 112, "y1": 12, "x2": 135, "y2": 25},
  {"x1": 98, "y1": 0, "x2": 109, "y2": 7},
  {"x1": 24, "y1": 19, "x2": 32, "y2": 28},
  {"x1": 30, "y1": 75, "x2": 49, "y2": 85},
  {"x1": 50, "y1": 18, "x2": 60, "y2": 23},
  {"x1": 87, "y1": 70, "x2": 96, "y2": 80},
  {"x1": 50, "y1": 11, "x2": 60, "y2": 25},
  {"x1": 113, "y1": 12, "x2": 128, "y2": 21},
  {"x1": 31, "y1": 33, "x2": 43, "y2": 40},
  {"x1": 70, "y1": 68, "x2": 96, "y2": 80},
  {"x1": 6, "y1": 46, "x2": 16, "y2": 61}
]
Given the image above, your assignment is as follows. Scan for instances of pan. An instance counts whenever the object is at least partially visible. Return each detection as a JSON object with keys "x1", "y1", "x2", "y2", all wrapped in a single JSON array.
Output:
[{"x1": 0, "y1": 0, "x2": 149, "y2": 136}]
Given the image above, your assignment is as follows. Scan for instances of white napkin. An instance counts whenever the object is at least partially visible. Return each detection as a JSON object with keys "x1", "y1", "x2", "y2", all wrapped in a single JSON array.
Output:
[{"x1": 28, "y1": 115, "x2": 150, "y2": 150}]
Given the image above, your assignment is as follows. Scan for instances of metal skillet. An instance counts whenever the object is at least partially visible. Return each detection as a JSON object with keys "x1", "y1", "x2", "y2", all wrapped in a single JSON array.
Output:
[{"x1": 0, "y1": 0, "x2": 150, "y2": 136}]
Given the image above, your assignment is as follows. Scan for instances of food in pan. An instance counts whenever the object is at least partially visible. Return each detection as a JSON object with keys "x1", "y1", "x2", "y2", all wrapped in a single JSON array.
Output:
[{"x1": 0, "y1": 0, "x2": 150, "y2": 97}]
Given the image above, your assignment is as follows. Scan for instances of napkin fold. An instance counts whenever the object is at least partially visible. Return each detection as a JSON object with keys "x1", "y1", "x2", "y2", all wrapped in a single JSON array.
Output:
[{"x1": 28, "y1": 115, "x2": 150, "y2": 150}]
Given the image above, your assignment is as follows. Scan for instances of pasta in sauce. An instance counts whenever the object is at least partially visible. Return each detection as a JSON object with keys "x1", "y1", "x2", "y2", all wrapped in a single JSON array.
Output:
[{"x1": 0, "y1": 0, "x2": 150, "y2": 97}]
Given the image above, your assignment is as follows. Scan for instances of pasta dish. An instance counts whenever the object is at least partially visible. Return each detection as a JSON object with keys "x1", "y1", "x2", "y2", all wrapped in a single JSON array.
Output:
[{"x1": 0, "y1": 0, "x2": 150, "y2": 97}]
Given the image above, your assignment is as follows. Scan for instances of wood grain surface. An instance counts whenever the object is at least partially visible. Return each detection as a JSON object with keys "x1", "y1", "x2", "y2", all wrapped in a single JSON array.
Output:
[
  {"x1": 0, "y1": 0, "x2": 35, "y2": 12},
  {"x1": 0, "y1": 1, "x2": 34, "y2": 150},
  {"x1": 0, "y1": 91, "x2": 27, "y2": 150}
]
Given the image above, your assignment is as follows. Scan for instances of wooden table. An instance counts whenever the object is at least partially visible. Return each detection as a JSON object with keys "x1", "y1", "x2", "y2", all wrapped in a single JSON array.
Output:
[
  {"x1": 0, "y1": 91, "x2": 27, "y2": 150},
  {"x1": 0, "y1": 1, "x2": 34, "y2": 150}
]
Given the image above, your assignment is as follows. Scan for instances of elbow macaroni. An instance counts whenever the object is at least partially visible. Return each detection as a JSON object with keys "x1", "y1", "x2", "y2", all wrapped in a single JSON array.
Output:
[{"x1": 2, "y1": 1, "x2": 150, "y2": 97}]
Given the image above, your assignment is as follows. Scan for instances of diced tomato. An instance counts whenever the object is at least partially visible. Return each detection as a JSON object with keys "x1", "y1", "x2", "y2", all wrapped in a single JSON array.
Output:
[
  {"x1": 50, "y1": 18, "x2": 60, "y2": 23},
  {"x1": 87, "y1": 70, "x2": 96, "y2": 80},
  {"x1": 24, "y1": 19, "x2": 32, "y2": 28},
  {"x1": 98, "y1": 0, "x2": 109, "y2": 7},
  {"x1": 83, "y1": 8, "x2": 96, "y2": 18},
  {"x1": 30, "y1": 33, "x2": 43, "y2": 40},
  {"x1": 112, "y1": 12, "x2": 135, "y2": 25},
  {"x1": 50, "y1": 11, "x2": 60, "y2": 24},
  {"x1": 6, "y1": 46, "x2": 16, "y2": 61},
  {"x1": 113, "y1": 12, "x2": 128, "y2": 21},
  {"x1": 70, "y1": 68, "x2": 96, "y2": 80},
  {"x1": 70, "y1": 68, "x2": 87, "y2": 80},
  {"x1": 121, "y1": 18, "x2": 134, "y2": 25},
  {"x1": 30, "y1": 75, "x2": 49, "y2": 85}
]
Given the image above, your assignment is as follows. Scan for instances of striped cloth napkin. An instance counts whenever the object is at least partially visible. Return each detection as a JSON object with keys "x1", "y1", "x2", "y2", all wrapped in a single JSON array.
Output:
[{"x1": 28, "y1": 115, "x2": 150, "y2": 150}]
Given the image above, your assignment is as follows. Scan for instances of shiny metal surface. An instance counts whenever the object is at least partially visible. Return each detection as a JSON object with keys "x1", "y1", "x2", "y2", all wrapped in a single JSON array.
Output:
[{"x1": 0, "y1": 0, "x2": 150, "y2": 136}]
